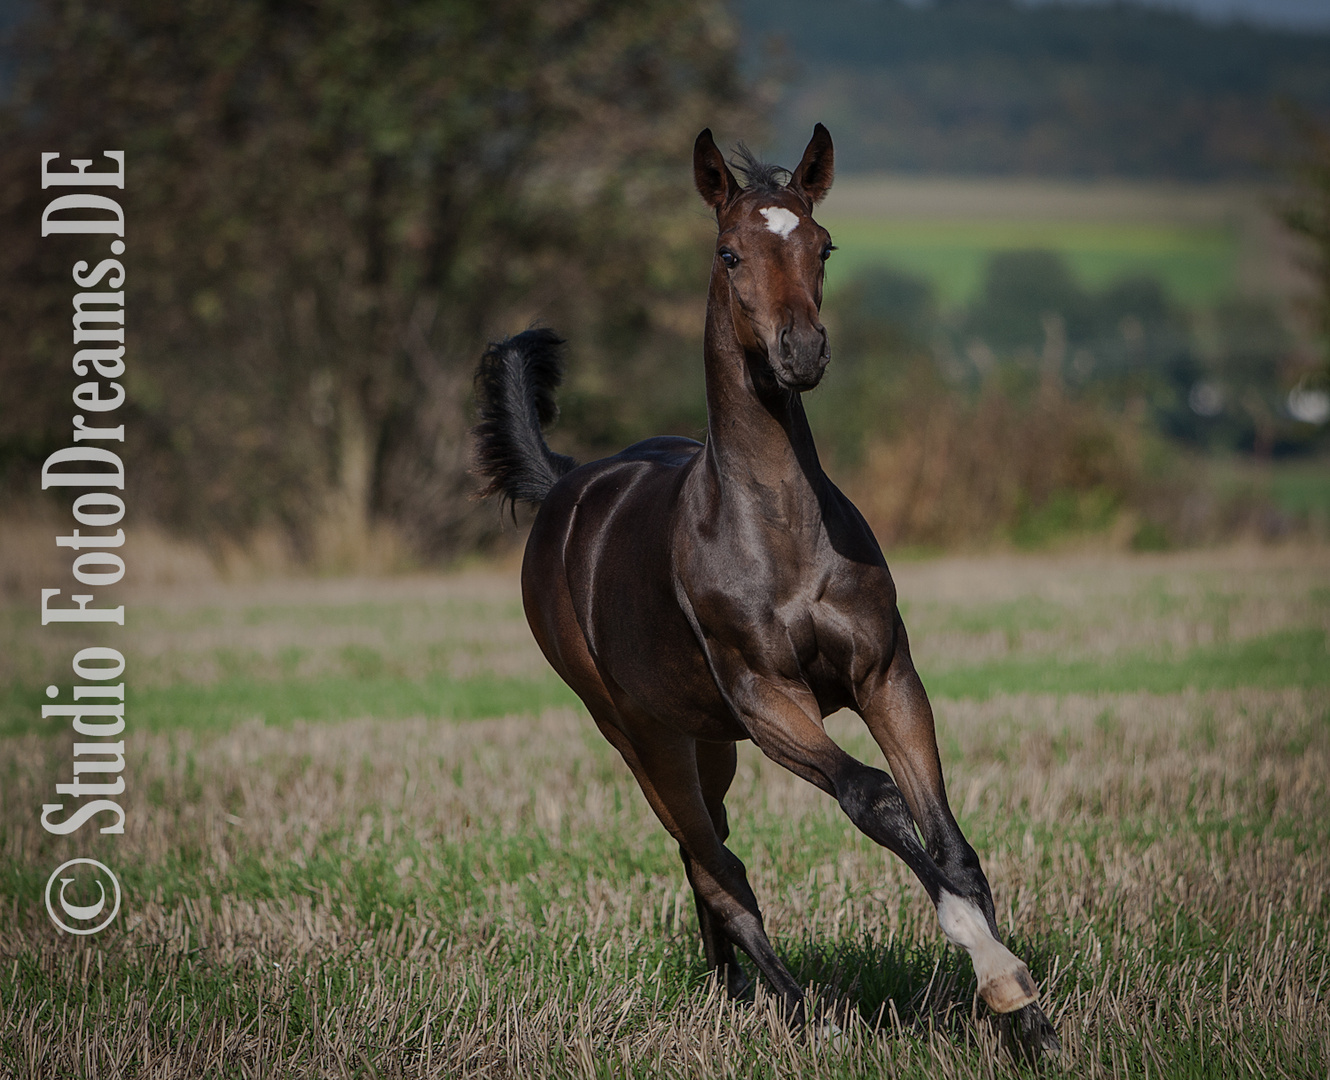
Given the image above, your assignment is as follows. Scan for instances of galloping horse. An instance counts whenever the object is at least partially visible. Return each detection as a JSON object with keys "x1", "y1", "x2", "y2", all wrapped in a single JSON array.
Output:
[{"x1": 473, "y1": 125, "x2": 1059, "y2": 1053}]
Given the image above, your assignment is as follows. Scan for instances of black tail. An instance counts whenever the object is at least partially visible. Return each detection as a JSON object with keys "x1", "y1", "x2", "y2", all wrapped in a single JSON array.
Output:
[{"x1": 472, "y1": 328, "x2": 578, "y2": 511}]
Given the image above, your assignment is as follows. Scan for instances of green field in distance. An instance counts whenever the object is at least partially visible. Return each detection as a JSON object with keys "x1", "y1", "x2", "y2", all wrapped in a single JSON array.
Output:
[{"x1": 818, "y1": 217, "x2": 1239, "y2": 307}]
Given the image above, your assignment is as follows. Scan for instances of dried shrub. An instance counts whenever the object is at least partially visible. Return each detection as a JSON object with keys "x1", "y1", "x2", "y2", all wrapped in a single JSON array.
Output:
[{"x1": 848, "y1": 380, "x2": 1144, "y2": 550}]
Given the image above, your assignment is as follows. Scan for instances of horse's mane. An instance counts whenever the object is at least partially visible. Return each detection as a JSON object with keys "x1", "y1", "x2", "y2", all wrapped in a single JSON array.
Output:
[{"x1": 729, "y1": 143, "x2": 790, "y2": 193}]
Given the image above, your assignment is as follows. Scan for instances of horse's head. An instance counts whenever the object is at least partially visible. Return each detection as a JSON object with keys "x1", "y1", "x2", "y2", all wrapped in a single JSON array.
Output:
[{"x1": 694, "y1": 124, "x2": 835, "y2": 393}]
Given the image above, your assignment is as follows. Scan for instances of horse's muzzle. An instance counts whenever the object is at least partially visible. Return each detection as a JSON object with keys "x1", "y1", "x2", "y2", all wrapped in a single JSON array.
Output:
[{"x1": 773, "y1": 322, "x2": 830, "y2": 391}]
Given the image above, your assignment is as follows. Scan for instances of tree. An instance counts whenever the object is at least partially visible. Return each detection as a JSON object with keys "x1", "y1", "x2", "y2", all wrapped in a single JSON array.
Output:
[
  {"x1": 2, "y1": 0, "x2": 752, "y2": 560},
  {"x1": 1281, "y1": 111, "x2": 1330, "y2": 388}
]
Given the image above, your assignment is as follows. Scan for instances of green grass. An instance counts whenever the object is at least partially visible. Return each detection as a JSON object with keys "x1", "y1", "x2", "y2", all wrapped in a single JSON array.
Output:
[
  {"x1": 4, "y1": 624, "x2": 1322, "y2": 738},
  {"x1": 819, "y1": 218, "x2": 1239, "y2": 307},
  {"x1": 1270, "y1": 461, "x2": 1330, "y2": 519},
  {"x1": 1, "y1": 671, "x2": 580, "y2": 738},
  {"x1": 130, "y1": 669, "x2": 580, "y2": 730},
  {"x1": 926, "y1": 626, "x2": 1329, "y2": 701}
]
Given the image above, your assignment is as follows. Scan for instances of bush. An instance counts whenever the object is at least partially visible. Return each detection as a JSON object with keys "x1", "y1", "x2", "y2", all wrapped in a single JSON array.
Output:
[{"x1": 845, "y1": 381, "x2": 1143, "y2": 549}]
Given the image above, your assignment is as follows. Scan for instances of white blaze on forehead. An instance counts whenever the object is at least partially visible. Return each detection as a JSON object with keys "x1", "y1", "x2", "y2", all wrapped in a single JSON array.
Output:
[{"x1": 759, "y1": 206, "x2": 800, "y2": 238}]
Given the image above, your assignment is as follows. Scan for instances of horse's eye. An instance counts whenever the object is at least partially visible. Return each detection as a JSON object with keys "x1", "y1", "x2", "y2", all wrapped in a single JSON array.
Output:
[
  {"x1": 719, "y1": 249, "x2": 738, "y2": 269},
  {"x1": 821, "y1": 244, "x2": 837, "y2": 262}
]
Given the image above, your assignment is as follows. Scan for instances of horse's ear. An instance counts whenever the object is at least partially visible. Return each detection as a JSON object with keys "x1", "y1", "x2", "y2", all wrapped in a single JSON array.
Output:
[
  {"x1": 788, "y1": 123, "x2": 834, "y2": 206},
  {"x1": 694, "y1": 128, "x2": 739, "y2": 211}
]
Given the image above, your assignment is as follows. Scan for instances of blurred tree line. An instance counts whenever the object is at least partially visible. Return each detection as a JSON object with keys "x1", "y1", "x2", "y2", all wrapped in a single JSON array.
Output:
[
  {"x1": 743, "y1": 0, "x2": 1330, "y2": 179},
  {"x1": 2, "y1": 0, "x2": 753, "y2": 561},
  {"x1": 5, "y1": 0, "x2": 1328, "y2": 565},
  {"x1": 1281, "y1": 111, "x2": 1330, "y2": 392}
]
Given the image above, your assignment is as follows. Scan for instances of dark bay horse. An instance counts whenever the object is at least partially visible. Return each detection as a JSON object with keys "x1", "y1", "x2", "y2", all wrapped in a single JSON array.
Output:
[{"x1": 473, "y1": 125, "x2": 1059, "y2": 1053}]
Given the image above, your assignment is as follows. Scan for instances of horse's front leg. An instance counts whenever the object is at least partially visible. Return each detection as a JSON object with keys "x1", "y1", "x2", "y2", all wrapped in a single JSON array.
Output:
[{"x1": 859, "y1": 613, "x2": 1060, "y2": 1049}]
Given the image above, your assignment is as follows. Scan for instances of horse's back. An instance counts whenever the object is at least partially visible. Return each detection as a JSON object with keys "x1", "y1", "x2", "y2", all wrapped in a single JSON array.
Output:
[
  {"x1": 529, "y1": 435, "x2": 701, "y2": 549},
  {"x1": 611, "y1": 435, "x2": 705, "y2": 467}
]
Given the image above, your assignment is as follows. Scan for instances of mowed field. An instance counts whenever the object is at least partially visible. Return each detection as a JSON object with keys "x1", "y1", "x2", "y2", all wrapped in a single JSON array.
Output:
[
  {"x1": 815, "y1": 176, "x2": 1294, "y2": 308},
  {"x1": 2, "y1": 547, "x2": 1328, "y2": 1078}
]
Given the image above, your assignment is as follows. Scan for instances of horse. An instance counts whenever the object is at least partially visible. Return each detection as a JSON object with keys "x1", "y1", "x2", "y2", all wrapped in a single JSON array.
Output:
[{"x1": 472, "y1": 124, "x2": 1059, "y2": 1055}]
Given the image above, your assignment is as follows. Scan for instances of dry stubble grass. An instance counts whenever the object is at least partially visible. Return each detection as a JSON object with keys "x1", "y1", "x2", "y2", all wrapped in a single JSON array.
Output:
[{"x1": 1, "y1": 551, "x2": 1328, "y2": 1077}]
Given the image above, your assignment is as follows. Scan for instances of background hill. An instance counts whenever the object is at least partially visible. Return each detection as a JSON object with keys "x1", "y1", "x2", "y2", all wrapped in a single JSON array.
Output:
[{"x1": 741, "y1": 0, "x2": 1330, "y2": 179}]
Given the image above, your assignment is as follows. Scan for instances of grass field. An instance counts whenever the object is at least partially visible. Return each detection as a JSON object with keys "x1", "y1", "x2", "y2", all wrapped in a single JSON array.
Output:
[
  {"x1": 818, "y1": 219, "x2": 1239, "y2": 308},
  {"x1": 2, "y1": 548, "x2": 1328, "y2": 1077},
  {"x1": 815, "y1": 176, "x2": 1286, "y2": 309}
]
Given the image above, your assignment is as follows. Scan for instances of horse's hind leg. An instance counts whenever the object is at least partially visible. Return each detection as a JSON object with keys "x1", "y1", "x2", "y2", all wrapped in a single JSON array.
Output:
[
  {"x1": 681, "y1": 740, "x2": 752, "y2": 1000},
  {"x1": 595, "y1": 721, "x2": 806, "y2": 1023}
]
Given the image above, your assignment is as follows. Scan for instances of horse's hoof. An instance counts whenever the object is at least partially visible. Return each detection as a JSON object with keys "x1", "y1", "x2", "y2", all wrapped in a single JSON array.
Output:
[
  {"x1": 978, "y1": 957, "x2": 1038, "y2": 1014},
  {"x1": 999, "y1": 1001, "x2": 1061, "y2": 1064}
]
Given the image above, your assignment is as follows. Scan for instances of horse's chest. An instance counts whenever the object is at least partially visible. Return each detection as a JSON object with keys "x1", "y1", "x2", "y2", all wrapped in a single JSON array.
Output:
[
  {"x1": 807, "y1": 595, "x2": 895, "y2": 684},
  {"x1": 697, "y1": 577, "x2": 892, "y2": 691}
]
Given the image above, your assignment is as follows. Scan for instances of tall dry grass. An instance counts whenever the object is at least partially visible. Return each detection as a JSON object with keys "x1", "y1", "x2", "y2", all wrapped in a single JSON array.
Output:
[{"x1": 3, "y1": 679, "x2": 1327, "y2": 1077}]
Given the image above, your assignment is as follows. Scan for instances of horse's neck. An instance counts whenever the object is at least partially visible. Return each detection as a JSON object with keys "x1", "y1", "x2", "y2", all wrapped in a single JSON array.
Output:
[{"x1": 700, "y1": 280, "x2": 825, "y2": 511}]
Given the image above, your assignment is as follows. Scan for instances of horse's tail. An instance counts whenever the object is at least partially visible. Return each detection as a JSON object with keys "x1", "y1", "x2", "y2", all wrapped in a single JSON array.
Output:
[{"x1": 472, "y1": 328, "x2": 578, "y2": 510}]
